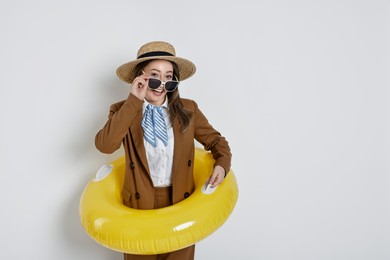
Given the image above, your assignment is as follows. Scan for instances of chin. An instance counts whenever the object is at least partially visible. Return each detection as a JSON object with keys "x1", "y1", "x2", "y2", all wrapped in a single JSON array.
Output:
[{"x1": 146, "y1": 94, "x2": 166, "y2": 106}]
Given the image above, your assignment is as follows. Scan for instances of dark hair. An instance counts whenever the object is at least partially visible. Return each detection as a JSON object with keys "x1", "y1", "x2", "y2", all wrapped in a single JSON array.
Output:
[{"x1": 134, "y1": 60, "x2": 193, "y2": 132}]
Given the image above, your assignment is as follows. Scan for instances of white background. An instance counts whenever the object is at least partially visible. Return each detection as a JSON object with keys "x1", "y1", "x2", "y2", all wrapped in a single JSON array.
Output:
[{"x1": 1, "y1": 0, "x2": 389, "y2": 259}]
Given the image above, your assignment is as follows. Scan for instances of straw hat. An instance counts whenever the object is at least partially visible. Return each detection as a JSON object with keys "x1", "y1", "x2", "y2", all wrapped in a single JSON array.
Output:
[{"x1": 116, "y1": 41, "x2": 196, "y2": 83}]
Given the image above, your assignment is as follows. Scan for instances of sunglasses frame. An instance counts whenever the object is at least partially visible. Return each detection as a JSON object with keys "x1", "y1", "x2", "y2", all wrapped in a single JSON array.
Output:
[{"x1": 142, "y1": 70, "x2": 180, "y2": 92}]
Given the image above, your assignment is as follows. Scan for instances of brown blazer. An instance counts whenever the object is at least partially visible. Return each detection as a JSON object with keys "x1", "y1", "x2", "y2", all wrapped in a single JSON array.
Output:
[{"x1": 95, "y1": 94, "x2": 231, "y2": 209}]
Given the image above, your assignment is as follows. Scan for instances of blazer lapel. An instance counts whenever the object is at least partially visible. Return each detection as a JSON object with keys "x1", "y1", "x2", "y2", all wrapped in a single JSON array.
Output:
[
  {"x1": 172, "y1": 116, "x2": 184, "y2": 171},
  {"x1": 130, "y1": 111, "x2": 150, "y2": 173}
]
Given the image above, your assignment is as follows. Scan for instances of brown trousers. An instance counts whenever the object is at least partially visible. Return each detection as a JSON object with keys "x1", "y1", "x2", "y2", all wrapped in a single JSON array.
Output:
[{"x1": 124, "y1": 187, "x2": 195, "y2": 260}]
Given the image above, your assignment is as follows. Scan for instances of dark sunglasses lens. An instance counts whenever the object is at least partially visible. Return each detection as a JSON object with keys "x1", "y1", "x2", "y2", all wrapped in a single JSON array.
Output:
[
  {"x1": 164, "y1": 81, "x2": 179, "y2": 92},
  {"x1": 148, "y1": 78, "x2": 161, "y2": 89}
]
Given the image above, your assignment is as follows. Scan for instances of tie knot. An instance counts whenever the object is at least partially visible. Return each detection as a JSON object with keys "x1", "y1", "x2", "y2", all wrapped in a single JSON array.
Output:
[{"x1": 147, "y1": 104, "x2": 163, "y2": 112}]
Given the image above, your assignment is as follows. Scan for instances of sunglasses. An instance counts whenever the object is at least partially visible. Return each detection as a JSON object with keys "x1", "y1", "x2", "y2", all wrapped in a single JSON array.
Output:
[{"x1": 142, "y1": 71, "x2": 179, "y2": 92}]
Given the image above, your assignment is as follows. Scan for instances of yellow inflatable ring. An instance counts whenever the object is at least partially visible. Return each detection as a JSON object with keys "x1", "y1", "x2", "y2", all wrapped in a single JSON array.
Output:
[{"x1": 79, "y1": 148, "x2": 238, "y2": 255}]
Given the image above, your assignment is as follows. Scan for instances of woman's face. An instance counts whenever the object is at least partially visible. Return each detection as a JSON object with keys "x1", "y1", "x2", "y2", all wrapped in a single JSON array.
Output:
[{"x1": 143, "y1": 59, "x2": 174, "y2": 106}]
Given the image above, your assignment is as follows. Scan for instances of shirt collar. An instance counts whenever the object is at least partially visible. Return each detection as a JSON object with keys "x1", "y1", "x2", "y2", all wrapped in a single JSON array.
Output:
[{"x1": 142, "y1": 97, "x2": 168, "y2": 112}]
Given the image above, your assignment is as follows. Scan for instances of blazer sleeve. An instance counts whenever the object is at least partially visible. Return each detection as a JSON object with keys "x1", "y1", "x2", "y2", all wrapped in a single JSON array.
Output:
[
  {"x1": 191, "y1": 100, "x2": 232, "y2": 174},
  {"x1": 95, "y1": 94, "x2": 143, "y2": 154}
]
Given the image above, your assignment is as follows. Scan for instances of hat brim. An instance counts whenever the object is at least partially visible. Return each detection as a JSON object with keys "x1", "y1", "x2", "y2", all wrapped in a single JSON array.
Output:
[{"x1": 116, "y1": 56, "x2": 196, "y2": 84}]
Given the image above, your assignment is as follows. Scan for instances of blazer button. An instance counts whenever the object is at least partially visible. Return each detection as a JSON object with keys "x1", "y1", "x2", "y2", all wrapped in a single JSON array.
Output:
[
  {"x1": 187, "y1": 160, "x2": 192, "y2": 167},
  {"x1": 184, "y1": 192, "x2": 190, "y2": 198},
  {"x1": 135, "y1": 192, "x2": 140, "y2": 199},
  {"x1": 130, "y1": 162, "x2": 135, "y2": 169}
]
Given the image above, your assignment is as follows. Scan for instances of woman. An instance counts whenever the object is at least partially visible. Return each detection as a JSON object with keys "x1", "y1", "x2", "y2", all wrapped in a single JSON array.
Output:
[{"x1": 95, "y1": 41, "x2": 232, "y2": 260}]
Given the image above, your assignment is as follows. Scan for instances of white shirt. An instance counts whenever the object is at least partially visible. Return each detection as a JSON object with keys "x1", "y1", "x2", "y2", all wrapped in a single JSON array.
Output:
[{"x1": 142, "y1": 98, "x2": 174, "y2": 187}]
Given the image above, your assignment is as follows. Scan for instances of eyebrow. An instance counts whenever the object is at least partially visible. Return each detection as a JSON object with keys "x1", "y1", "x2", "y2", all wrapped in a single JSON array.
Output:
[{"x1": 149, "y1": 68, "x2": 173, "y2": 74}]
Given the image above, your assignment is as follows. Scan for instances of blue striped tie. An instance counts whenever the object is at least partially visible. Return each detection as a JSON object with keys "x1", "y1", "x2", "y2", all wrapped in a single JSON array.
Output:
[{"x1": 141, "y1": 104, "x2": 168, "y2": 147}]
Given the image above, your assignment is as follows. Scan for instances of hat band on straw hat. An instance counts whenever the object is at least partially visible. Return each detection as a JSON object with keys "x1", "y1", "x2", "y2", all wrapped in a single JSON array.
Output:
[{"x1": 138, "y1": 51, "x2": 174, "y2": 59}]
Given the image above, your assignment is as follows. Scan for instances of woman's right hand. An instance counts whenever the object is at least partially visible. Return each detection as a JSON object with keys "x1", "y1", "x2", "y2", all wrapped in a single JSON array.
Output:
[{"x1": 130, "y1": 73, "x2": 148, "y2": 100}]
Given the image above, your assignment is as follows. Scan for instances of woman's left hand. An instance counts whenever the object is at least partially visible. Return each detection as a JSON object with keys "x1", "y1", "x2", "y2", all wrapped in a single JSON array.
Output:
[{"x1": 209, "y1": 165, "x2": 226, "y2": 188}]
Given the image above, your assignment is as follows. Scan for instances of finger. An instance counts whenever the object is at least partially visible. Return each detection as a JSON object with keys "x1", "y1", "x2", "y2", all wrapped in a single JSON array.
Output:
[
  {"x1": 138, "y1": 74, "x2": 149, "y2": 82},
  {"x1": 208, "y1": 178, "x2": 214, "y2": 186},
  {"x1": 137, "y1": 80, "x2": 145, "y2": 89},
  {"x1": 209, "y1": 173, "x2": 220, "y2": 187},
  {"x1": 210, "y1": 179, "x2": 220, "y2": 188},
  {"x1": 208, "y1": 174, "x2": 216, "y2": 185},
  {"x1": 133, "y1": 77, "x2": 147, "y2": 89}
]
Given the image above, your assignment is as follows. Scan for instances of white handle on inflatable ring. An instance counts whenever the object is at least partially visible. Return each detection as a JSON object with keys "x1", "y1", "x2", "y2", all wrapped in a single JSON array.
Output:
[
  {"x1": 93, "y1": 164, "x2": 113, "y2": 182},
  {"x1": 201, "y1": 180, "x2": 218, "y2": 194}
]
